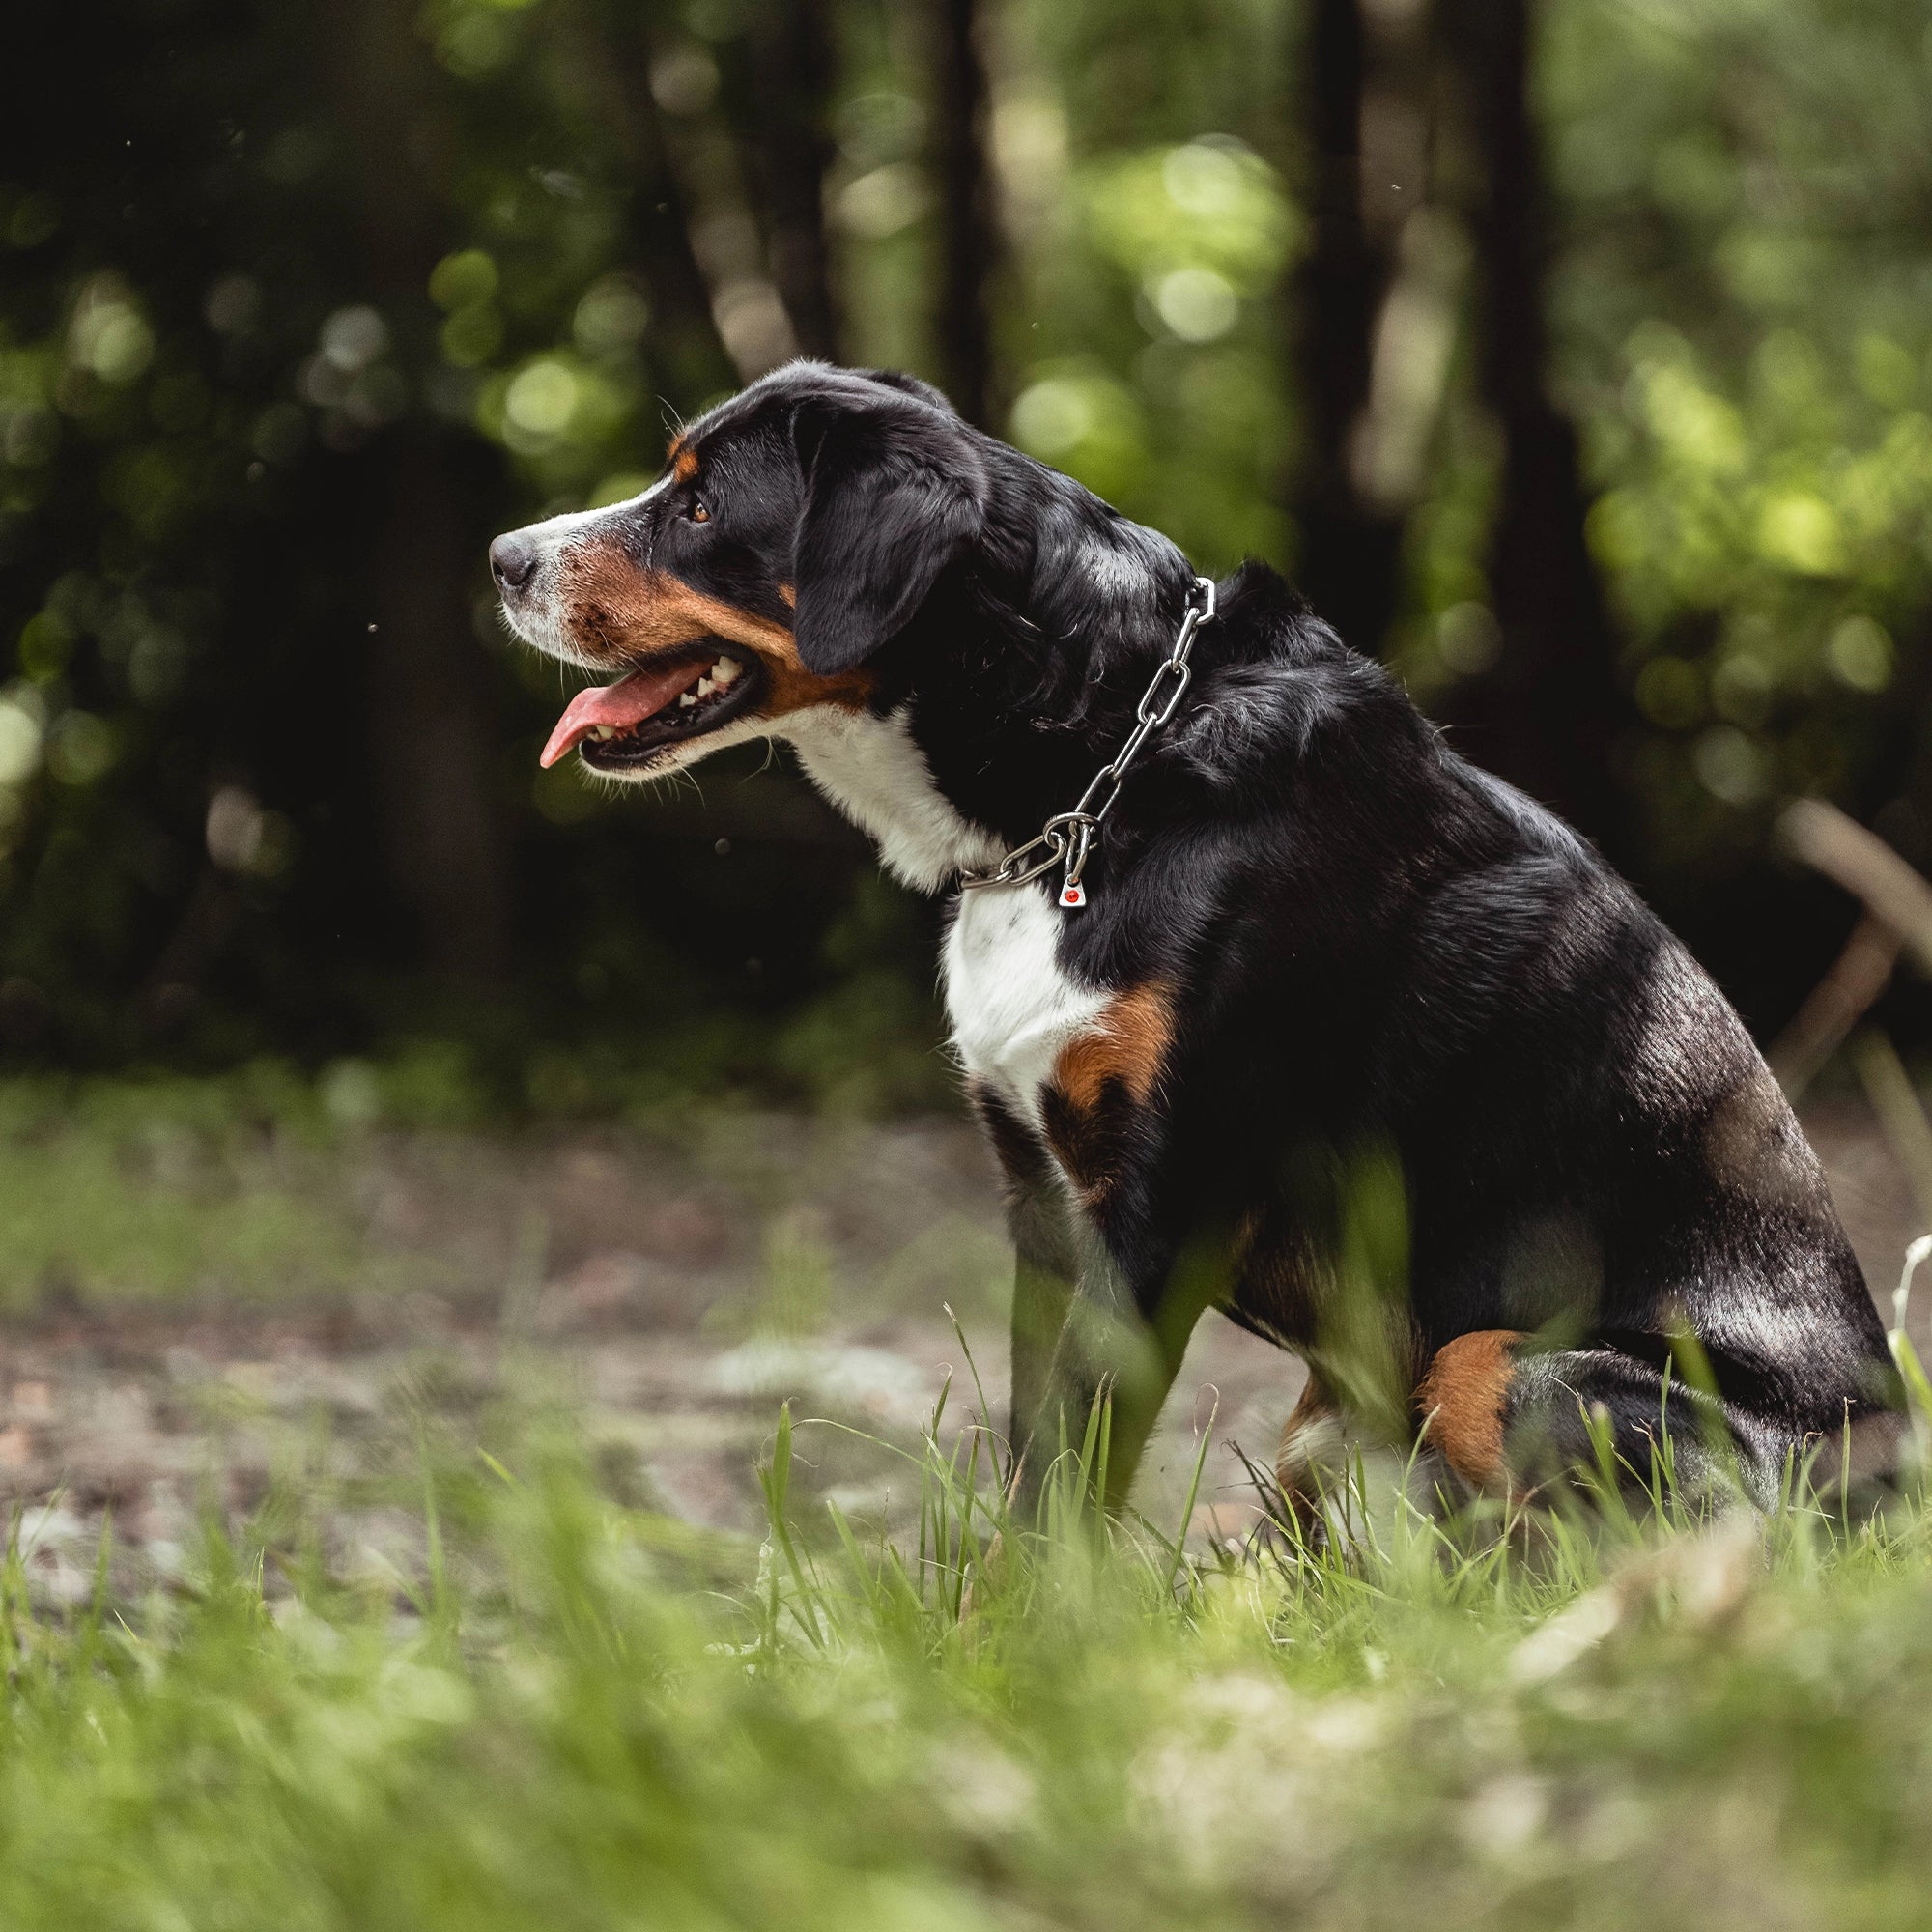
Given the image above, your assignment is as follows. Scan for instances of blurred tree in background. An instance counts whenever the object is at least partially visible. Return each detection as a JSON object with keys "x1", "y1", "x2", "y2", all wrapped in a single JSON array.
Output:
[{"x1": 0, "y1": 0, "x2": 1928, "y2": 1098}]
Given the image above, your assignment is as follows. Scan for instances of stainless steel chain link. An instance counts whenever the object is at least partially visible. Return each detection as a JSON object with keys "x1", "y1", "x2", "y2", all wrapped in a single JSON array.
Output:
[{"x1": 957, "y1": 574, "x2": 1216, "y2": 910}]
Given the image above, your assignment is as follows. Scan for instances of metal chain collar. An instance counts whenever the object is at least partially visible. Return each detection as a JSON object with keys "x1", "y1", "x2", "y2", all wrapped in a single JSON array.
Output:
[{"x1": 956, "y1": 574, "x2": 1217, "y2": 911}]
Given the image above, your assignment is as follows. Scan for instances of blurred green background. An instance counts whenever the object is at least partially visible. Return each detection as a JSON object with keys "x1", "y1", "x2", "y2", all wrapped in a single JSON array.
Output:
[{"x1": 2, "y1": 0, "x2": 1929, "y2": 1107}]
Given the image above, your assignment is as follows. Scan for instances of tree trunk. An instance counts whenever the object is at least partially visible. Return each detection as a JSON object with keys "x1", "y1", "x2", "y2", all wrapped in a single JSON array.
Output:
[
  {"x1": 931, "y1": 0, "x2": 997, "y2": 427},
  {"x1": 364, "y1": 436, "x2": 513, "y2": 982},
  {"x1": 327, "y1": 0, "x2": 514, "y2": 981},
  {"x1": 1290, "y1": 0, "x2": 1406, "y2": 657},
  {"x1": 1437, "y1": 0, "x2": 1626, "y2": 855},
  {"x1": 622, "y1": 73, "x2": 743, "y2": 409},
  {"x1": 748, "y1": 0, "x2": 841, "y2": 361},
  {"x1": 581, "y1": 0, "x2": 747, "y2": 408}
]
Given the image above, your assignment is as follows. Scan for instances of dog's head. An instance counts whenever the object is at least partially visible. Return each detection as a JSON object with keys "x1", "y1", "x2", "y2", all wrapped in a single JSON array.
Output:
[{"x1": 492, "y1": 363, "x2": 990, "y2": 779}]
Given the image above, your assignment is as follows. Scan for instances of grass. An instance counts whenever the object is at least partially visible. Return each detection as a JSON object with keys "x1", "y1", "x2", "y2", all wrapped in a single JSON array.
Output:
[
  {"x1": 8, "y1": 1376, "x2": 1932, "y2": 1931},
  {"x1": 7, "y1": 1065, "x2": 1932, "y2": 1926}
]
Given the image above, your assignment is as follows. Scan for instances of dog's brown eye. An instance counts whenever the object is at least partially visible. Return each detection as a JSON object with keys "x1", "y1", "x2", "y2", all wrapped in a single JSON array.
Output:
[{"x1": 691, "y1": 500, "x2": 709, "y2": 524}]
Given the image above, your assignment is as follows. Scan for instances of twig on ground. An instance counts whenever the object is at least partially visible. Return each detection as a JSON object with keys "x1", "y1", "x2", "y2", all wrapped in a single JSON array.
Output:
[
  {"x1": 1771, "y1": 800, "x2": 1932, "y2": 1098},
  {"x1": 1848, "y1": 1030, "x2": 1932, "y2": 1228},
  {"x1": 1770, "y1": 916, "x2": 1902, "y2": 1099}
]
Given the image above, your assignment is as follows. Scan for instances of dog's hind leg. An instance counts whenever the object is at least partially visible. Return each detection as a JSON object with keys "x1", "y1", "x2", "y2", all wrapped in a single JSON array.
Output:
[{"x1": 1414, "y1": 1331, "x2": 1779, "y2": 1513}]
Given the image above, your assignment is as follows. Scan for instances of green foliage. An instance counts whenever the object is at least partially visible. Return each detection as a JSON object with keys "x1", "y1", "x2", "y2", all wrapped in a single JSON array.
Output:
[
  {"x1": 1537, "y1": 0, "x2": 1932, "y2": 868},
  {"x1": 0, "y1": 1066, "x2": 361, "y2": 1311},
  {"x1": 4, "y1": 0, "x2": 1932, "y2": 1065},
  {"x1": 1007, "y1": 133, "x2": 1299, "y2": 569}
]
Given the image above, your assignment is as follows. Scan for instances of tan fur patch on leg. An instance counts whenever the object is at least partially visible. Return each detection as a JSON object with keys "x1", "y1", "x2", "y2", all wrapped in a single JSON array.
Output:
[{"x1": 1415, "y1": 1330, "x2": 1524, "y2": 1489}]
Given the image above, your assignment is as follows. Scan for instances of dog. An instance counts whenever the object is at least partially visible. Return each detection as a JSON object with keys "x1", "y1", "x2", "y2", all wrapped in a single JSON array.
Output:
[{"x1": 492, "y1": 360, "x2": 1901, "y2": 1515}]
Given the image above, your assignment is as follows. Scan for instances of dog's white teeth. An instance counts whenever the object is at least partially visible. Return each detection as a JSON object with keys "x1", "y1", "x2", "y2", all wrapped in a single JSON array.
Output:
[
  {"x1": 678, "y1": 692, "x2": 697, "y2": 708},
  {"x1": 696, "y1": 677, "x2": 716, "y2": 697},
  {"x1": 712, "y1": 658, "x2": 740, "y2": 685},
  {"x1": 589, "y1": 725, "x2": 616, "y2": 741}
]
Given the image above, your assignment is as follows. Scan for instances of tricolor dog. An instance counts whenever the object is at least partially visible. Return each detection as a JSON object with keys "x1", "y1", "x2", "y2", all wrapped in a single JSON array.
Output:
[{"x1": 493, "y1": 360, "x2": 1899, "y2": 1514}]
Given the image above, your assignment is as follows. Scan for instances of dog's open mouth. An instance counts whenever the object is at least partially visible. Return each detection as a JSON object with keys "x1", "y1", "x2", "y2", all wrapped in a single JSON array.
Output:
[{"x1": 539, "y1": 644, "x2": 765, "y2": 771}]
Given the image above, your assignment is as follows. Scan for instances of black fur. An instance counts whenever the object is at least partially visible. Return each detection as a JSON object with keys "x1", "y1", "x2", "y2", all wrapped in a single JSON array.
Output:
[
  {"x1": 788, "y1": 384, "x2": 989, "y2": 673},
  {"x1": 517, "y1": 362, "x2": 1902, "y2": 1511}
]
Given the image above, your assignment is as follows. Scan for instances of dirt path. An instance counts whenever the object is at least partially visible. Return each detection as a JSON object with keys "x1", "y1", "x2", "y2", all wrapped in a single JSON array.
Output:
[{"x1": 0, "y1": 1097, "x2": 1920, "y2": 1601}]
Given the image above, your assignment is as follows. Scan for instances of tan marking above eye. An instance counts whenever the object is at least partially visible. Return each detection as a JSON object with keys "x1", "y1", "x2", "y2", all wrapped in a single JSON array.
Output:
[{"x1": 672, "y1": 446, "x2": 699, "y2": 483}]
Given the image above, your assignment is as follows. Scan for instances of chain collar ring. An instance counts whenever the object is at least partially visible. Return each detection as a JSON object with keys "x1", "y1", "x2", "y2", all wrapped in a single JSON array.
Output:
[{"x1": 956, "y1": 574, "x2": 1217, "y2": 910}]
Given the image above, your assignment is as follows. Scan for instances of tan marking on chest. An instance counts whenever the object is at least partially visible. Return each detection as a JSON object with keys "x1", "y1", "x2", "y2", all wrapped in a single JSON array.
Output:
[
  {"x1": 1041, "y1": 980, "x2": 1175, "y2": 1199},
  {"x1": 1052, "y1": 980, "x2": 1175, "y2": 1111}
]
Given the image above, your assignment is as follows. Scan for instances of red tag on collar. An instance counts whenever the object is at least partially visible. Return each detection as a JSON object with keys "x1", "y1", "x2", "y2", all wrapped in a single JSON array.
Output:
[{"x1": 1061, "y1": 882, "x2": 1087, "y2": 909}]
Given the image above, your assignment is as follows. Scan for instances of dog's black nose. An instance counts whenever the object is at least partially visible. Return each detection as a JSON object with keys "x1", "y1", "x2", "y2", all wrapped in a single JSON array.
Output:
[{"x1": 490, "y1": 531, "x2": 539, "y2": 594}]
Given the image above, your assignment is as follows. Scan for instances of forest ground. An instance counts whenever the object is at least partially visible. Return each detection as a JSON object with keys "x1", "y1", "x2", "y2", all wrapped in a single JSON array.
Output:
[{"x1": 0, "y1": 1082, "x2": 1918, "y2": 1600}]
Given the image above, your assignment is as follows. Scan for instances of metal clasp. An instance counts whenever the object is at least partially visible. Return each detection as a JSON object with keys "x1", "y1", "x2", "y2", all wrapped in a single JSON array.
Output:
[{"x1": 958, "y1": 574, "x2": 1217, "y2": 908}]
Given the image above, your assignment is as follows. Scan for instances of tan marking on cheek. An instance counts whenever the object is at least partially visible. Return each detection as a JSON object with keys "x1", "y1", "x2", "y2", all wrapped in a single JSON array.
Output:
[
  {"x1": 778, "y1": 582, "x2": 796, "y2": 609},
  {"x1": 561, "y1": 547, "x2": 873, "y2": 716},
  {"x1": 1053, "y1": 980, "x2": 1175, "y2": 1114},
  {"x1": 1415, "y1": 1330, "x2": 1523, "y2": 1489},
  {"x1": 758, "y1": 636, "x2": 875, "y2": 718}
]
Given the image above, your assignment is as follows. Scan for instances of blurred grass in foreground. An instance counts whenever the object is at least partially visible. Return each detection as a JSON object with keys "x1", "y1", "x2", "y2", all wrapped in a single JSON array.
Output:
[{"x1": 9, "y1": 1383, "x2": 1932, "y2": 1930}]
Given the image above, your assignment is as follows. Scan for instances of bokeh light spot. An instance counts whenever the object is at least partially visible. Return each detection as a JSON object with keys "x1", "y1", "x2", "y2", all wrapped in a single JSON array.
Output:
[{"x1": 1827, "y1": 615, "x2": 1892, "y2": 693}]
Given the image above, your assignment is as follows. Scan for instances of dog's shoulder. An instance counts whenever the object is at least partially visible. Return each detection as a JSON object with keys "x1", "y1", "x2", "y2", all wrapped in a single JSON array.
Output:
[{"x1": 1166, "y1": 561, "x2": 1432, "y2": 793}]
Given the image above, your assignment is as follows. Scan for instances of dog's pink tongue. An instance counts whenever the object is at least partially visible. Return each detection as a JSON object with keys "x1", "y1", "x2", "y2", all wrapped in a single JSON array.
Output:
[{"x1": 540, "y1": 665, "x2": 696, "y2": 768}]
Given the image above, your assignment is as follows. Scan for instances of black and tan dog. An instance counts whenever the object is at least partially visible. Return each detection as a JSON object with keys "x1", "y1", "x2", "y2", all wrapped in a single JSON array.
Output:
[{"x1": 492, "y1": 360, "x2": 1899, "y2": 1514}]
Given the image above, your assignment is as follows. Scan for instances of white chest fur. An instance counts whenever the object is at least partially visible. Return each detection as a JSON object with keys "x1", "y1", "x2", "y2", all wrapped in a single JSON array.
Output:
[
  {"x1": 944, "y1": 882, "x2": 1107, "y2": 1127},
  {"x1": 786, "y1": 704, "x2": 1003, "y2": 893},
  {"x1": 782, "y1": 699, "x2": 1103, "y2": 1124}
]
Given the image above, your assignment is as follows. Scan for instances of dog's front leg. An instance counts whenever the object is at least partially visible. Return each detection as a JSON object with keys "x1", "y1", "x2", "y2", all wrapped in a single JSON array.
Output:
[
  {"x1": 973, "y1": 1081, "x2": 1189, "y2": 1518},
  {"x1": 1009, "y1": 1210, "x2": 1076, "y2": 1490},
  {"x1": 971, "y1": 1082, "x2": 1081, "y2": 1498},
  {"x1": 1009, "y1": 1219, "x2": 1190, "y2": 1518},
  {"x1": 990, "y1": 1146, "x2": 1174, "y2": 1516},
  {"x1": 996, "y1": 1143, "x2": 1081, "y2": 1505}
]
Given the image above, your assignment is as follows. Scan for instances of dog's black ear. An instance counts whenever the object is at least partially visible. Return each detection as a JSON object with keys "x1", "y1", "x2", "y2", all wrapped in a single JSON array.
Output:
[{"x1": 789, "y1": 393, "x2": 987, "y2": 675}]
